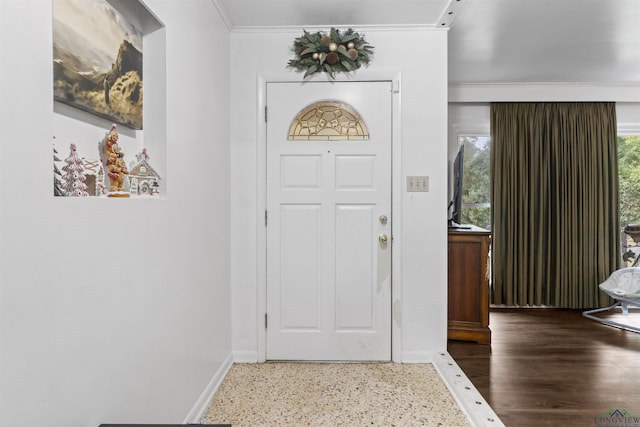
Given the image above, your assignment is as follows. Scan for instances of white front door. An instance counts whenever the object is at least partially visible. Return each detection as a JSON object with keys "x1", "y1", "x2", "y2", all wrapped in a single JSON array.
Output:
[{"x1": 266, "y1": 81, "x2": 392, "y2": 361}]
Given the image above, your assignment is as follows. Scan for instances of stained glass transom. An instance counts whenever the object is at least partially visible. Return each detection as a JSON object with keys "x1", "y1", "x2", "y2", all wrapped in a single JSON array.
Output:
[{"x1": 288, "y1": 101, "x2": 369, "y2": 141}]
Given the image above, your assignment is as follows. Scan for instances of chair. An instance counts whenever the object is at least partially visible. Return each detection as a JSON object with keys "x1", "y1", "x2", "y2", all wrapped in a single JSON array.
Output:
[{"x1": 582, "y1": 267, "x2": 640, "y2": 333}]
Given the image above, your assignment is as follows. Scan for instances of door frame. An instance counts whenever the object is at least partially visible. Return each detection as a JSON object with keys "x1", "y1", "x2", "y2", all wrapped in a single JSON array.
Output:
[{"x1": 256, "y1": 74, "x2": 403, "y2": 362}]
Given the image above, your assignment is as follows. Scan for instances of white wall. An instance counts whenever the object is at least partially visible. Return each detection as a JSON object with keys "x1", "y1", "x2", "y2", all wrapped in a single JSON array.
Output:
[
  {"x1": 230, "y1": 28, "x2": 449, "y2": 362},
  {"x1": 618, "y1": 103, "x2": 640, "y2": 131},
  {"x1": 0, "y1": 1, "x2": 231, "y2": 426}
]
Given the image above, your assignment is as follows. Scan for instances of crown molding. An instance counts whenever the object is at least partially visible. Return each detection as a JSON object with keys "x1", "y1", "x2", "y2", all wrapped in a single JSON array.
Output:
[
  {"x1": 229, "y1": 24, "x2": 446, "y2": 33},
  {"x1": 449, "y1": 82, "x2": 640, "y2": 103},
  {"x1": 209, "y1": 0, "x2": 234, "y2": 31},
  {"x1": 436, "y1": 0, "x2": 467, "y2": 29}
]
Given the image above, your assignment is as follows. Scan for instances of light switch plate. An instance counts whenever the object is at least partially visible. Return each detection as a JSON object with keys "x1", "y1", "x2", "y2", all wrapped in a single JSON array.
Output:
[{"x1": 407, "y1": 176, "x2": 429, "y2": 192}]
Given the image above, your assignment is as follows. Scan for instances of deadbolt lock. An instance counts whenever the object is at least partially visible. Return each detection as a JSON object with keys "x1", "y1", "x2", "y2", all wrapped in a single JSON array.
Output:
[{"x1": 379, "y1": 215, "x2": 388, "y2": 225}]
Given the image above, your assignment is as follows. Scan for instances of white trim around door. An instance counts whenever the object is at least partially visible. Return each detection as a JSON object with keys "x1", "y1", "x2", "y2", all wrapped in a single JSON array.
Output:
[{"x1": 256, "y1": 73, "x2": 403, "y2": 363}]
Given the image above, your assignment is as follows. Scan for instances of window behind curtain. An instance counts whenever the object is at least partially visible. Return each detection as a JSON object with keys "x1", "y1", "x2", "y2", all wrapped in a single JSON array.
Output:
[
  {"x1": 459, "y1": 135, "x2": 491, "y2": 230},
  {"x1": 620, "y1": 134, "x2": 640, "y2": 266}
]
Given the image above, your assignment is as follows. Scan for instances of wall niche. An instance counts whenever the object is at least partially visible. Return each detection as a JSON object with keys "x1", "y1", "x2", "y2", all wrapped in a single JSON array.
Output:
[{"x1": 53, "y1": 0, "x2": 166, "y2": 199}]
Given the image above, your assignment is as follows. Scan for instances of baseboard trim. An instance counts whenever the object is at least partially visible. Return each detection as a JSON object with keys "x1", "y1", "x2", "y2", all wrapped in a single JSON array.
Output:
[
  {"x1": 401, "y1": 350, "x2": 434, "y2": 363},
  {"x1": 183, "y1": 353, "x2": 234, "y2": 424},
  {"x1": 233, "y1": 350, "x2": 259, "y2": 363},
  {"x1": 432, "y1": 352, "x2": 504, "y2": 427}
]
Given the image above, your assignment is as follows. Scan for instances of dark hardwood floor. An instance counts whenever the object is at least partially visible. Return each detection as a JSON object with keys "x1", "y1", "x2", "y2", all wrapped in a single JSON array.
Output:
[{"x1": 448, "y1": 308, "x2": 640, "y2": 427}]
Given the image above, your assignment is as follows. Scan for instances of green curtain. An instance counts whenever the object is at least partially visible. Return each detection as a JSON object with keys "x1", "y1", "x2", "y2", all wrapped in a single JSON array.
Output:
[{"x1": 490, "y1": 102, "x2": 620, "y2": 308}]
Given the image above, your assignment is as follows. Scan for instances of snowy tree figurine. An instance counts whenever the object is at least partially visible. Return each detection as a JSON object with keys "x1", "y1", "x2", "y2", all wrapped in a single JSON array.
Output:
[
  {"x1": 61, "y1": 143, "x2": 89, "y2": 197},
  {"x1": 54, "y1": 143, "x2": 64, "y2": 196}
]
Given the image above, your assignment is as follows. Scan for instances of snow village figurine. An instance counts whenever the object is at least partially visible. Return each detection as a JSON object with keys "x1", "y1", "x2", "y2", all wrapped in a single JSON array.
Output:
[
  {"x1": 60, "y1": 143, "x2": 89, "y2": 197},
  {"x1": 102, "y1": 125, "x2": 129, "y2": 197},
  {"x1": 128, "y1": 148, "x2": 161, "y2": 196}
]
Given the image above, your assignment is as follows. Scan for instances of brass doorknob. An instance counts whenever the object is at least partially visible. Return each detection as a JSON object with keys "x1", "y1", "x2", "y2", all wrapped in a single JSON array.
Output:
[{"x1": 379, "y1": 234, "x2": 388, "y2": 245}]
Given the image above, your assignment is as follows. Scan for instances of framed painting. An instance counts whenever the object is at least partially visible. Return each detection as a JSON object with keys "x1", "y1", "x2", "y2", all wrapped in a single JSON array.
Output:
[{"x1": 53, "y1": 0, "x2": 143, "y2": 129}]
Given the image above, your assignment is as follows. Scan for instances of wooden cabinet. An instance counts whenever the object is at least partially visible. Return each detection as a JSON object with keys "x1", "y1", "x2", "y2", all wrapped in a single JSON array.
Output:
[{"x1": 448, "y1": 228, "x2": 491, "y2": 344}]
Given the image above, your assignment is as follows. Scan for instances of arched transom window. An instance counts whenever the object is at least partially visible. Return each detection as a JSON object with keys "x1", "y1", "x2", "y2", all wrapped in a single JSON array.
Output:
[{"x1": 288, "y1": 100, "x2": 369, "y2": 141}]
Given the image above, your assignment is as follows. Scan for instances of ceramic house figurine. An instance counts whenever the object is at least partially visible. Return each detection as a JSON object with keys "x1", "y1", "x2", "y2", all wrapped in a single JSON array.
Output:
[
  {"x1": 128, "y1": 148, "x2": 161, "y2": 196},
  {"x1": 102, "y1": 125, "x2": 129, "y2": 197}
]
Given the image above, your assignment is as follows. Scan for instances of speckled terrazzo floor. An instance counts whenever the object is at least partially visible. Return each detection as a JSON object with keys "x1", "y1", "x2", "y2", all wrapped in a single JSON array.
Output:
[{"x1": 203, "y1": 362, "x2": 471, "y2": 427}]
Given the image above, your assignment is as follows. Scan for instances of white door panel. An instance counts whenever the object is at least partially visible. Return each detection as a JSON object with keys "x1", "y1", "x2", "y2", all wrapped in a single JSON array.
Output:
[
  {"x1": 266, "y1": 81, "x2": 392, "y2": 361},
  {"x1": 280, "y1": 204, "x2": 321, "y2": 330},
  {"x1": 335, "y1": 204, "x2": 376, "y2": 329}
]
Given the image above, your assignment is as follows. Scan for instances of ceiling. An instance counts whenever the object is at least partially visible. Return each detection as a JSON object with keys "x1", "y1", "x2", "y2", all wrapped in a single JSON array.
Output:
[
  {"x1": 215, "y1": 0, "x2": 640, "y2": 85},
  {"x1": 448, "y1": 0, "x2": 640, "y2": 84}
]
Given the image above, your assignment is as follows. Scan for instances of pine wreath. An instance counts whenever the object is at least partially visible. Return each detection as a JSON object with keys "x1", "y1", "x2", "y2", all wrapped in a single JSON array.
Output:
[{"x1": 287, "y1": 28, "x2": 374, "y2": 79}]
